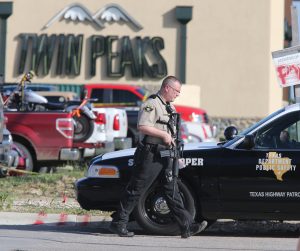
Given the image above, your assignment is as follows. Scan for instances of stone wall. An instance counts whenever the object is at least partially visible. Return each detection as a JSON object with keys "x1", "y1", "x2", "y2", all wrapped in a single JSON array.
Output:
[
  {"x1": 143, "y1": 84, "x2": 263, "y2": 141},
  {"x1": 210, "y1": 116, "x2": 262, "y2": 141}
]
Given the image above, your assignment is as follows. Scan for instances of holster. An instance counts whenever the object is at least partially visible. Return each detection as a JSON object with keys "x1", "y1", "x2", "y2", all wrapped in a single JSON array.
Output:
[
  {"x1": 133, "y1": 142, "x2": 146, "y2": 165},
  {"x1": 156, "y1": 144, "x2": 168, "y2": 154}
]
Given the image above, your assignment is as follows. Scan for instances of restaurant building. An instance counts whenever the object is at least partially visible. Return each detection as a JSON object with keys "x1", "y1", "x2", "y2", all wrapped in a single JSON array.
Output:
[{"x1": 0, "y1": 0, "x2": 285, "y2": 118}]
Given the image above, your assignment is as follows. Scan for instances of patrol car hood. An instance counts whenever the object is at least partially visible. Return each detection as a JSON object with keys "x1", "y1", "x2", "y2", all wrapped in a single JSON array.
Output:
[{"x1": 101, "y1": 142, "x2": 219, "y2": 161}]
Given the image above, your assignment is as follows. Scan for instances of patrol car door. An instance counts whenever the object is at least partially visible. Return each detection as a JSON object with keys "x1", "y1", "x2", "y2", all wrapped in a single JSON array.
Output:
[{"x1": 218, "y1": 111, "x2": 300, "y2": 218}]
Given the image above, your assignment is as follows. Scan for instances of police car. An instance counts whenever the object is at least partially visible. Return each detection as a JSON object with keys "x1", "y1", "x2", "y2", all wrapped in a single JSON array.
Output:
[{"x1": 75, "y1": 103, "x2": 300, "y2": 235}]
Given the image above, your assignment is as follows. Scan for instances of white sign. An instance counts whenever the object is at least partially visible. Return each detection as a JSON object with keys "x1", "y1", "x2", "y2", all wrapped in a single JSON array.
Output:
[{"x1": 272, "y1": 45, "x2": 300, "y2": 87}]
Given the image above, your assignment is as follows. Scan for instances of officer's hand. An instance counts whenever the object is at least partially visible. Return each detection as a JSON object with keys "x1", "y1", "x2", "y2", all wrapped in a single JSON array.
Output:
[
  {"x1": 178, "y1": 159, "x2": 185, "y2": 169},
  {"x1": 162, "y1": 132, "x2": 173, "y2": 146}
]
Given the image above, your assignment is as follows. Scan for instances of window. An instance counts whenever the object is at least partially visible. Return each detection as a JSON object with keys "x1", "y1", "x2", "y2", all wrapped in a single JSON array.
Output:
[
  {"x1": 112, "y1": 90, "x2": 140, "y2": 106},
  {"x1": 254, "y1": 111, "x2": 300, "y2": 149},
  {"x1": 90, "y1": 89, "x2": 105, "y2": 102}
]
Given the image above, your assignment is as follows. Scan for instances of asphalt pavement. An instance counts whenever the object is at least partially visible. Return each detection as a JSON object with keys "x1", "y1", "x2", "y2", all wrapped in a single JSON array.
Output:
[
  {"x1": 2, "y1": 211, "x2": 300, "y2": 238},
  {"x1": 0, "y1": 212, "x2": 300, "y2": 251}
]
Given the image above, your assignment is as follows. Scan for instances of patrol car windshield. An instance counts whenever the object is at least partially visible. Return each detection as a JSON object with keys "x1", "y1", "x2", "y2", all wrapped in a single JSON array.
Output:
[
  {"x1": 241, "y1": 108, "x2": 285, "y2": 135},
  {"x1": 223, "y1": 108, "x2": 285, "y2": 147}
]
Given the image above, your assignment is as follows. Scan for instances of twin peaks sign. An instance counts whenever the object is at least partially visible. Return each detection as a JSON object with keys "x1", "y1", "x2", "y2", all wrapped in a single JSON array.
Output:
[
  {"x1": 18, "y1": 34, "x2": 167, "y2": 79},
  {"x1": 16, "y1": 3, "x2": 168, "y2": 79}
]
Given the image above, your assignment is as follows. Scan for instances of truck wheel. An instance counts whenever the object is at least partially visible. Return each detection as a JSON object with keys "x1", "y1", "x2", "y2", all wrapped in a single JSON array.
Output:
[
  {"x1": 38, "y1": 166, "x2": 56, "y2": 174},
  {"x1": 133, "y1": 180, "x2": 196, "y2": 235},
  {"x1": 73, "y1": 114, "x2": 94, "y2": 142},
  {"x1": 0, "y1": 168, "x2": 7, "y2": 178},
  {"x1": 14, "y1": 142, "x2": 34, "y2": 172}
]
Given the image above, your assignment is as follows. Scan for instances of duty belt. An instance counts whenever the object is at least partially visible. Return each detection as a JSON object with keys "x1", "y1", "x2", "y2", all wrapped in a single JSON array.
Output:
[{"x1": 142, "y1": 136, "x2": 165, "y2": 145}]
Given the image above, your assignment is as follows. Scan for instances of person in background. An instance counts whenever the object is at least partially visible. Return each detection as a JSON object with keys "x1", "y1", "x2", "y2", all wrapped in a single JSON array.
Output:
[{"x1": 279, "y1": 130, "x2": 292, "y2": 148}]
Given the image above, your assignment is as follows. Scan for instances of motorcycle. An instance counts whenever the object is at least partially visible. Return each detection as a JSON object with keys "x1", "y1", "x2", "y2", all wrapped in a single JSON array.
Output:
[{"x1": 4, "y1": 72, "x2": 96, "y2": 142}]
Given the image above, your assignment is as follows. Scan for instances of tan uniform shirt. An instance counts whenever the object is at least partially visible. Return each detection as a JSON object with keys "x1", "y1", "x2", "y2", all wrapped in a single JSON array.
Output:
[{"x1": 137, "y1": 94, "x2": 176, "y2": 140}]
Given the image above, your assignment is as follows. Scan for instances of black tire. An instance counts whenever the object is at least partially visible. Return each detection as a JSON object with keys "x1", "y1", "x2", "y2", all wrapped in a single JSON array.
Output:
[
  {"x1": 206, "y1": 220, "x2": 217, "y2": 228},
  {"x1": 73, "y1": 114, "x2": 94, "y2": 142},
  {"x1": 0, "y1": 168, "x2": 7, "y2": 178},
  {"x1": 14, "y1": 142, "x2": 34, "y2": 172},
  {"x1": 133, "y1": 180, "x2": 196, "y2": 235},
  {"x1": 38, "y1": 166, "x2": 56, "y2": 174}
]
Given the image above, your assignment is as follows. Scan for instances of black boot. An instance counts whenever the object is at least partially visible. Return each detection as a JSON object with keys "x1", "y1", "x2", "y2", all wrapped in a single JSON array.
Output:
[
  {"x1": 109, "y1": 222, "x2": 134, "y2": 237},
  {"x1": 181, "y1": 221, "x2": 207, "y2": 238}
]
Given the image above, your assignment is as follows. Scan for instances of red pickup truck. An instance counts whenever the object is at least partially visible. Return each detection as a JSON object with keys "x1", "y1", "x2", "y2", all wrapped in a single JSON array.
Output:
[
  {"x1": 5, "y1": 111, "x2": 83, "y2": 172},
  {"x1": 2, "y1": 72, "x2": 110, "y2": 173},
  {"x1": 83, "y1": 84, "x2": 209, "y2": 123}
]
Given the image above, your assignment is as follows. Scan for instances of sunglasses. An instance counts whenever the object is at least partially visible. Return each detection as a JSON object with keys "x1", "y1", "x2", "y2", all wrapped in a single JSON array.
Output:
[{"x1": 168, "y1": 85, "x2": 181, "y2": 94}]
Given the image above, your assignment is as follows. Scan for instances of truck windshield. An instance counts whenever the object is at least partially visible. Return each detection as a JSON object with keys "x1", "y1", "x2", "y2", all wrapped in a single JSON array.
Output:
[{"x1": 137, "y1": 87, "x2": 149, "y2": 99}]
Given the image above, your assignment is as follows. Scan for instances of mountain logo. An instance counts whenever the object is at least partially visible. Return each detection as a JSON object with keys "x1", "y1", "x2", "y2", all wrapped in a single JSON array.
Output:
[
  {"x1": 43, "y1": 3, "x2": 143, "y2": 30},
  {"x1": 92, "y1": 4, "x2": 143, "y2": 30}
]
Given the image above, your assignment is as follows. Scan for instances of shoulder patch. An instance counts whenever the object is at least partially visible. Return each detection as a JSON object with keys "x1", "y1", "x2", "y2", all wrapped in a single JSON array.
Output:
[
  {"x1": 144, "y1": 104, "x2": 154, "y2": 112},
  {"x1": 148, "y1": 94, "x2": 157, "y2": 99}
]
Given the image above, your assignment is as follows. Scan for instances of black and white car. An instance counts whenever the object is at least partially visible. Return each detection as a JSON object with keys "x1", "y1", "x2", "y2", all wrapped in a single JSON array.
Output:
[{"x1": 75, "y1": 103, "x2": 300, "y2": 235}]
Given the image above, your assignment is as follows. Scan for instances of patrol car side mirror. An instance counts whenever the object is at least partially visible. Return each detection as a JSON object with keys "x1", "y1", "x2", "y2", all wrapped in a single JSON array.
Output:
[
  {"x1": 242, "y1": 135, "x2": 255, "y2": 150},
  {"x1": 224, "y1": 126, "x2": 238, "y2": 141}
]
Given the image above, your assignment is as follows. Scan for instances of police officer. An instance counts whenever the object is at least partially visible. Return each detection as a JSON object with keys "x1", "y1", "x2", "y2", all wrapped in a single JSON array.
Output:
[
  {"x1": 279, "y1": 130, "x2": 293, "y2": 148},
  {"x1": 109, "y1": 76, "x2": 207, "y2": 238}
]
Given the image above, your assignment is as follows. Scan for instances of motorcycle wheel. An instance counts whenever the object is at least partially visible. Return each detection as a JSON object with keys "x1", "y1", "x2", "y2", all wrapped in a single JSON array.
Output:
[
  {"x1": 73, "y1": 114, "x2": 94, "y2": 142},
  {"x1": 133, "y1": 180, "x2": 196, "y2": 235}
]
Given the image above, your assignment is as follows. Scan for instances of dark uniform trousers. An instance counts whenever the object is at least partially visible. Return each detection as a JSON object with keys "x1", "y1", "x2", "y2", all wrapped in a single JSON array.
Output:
[{"x1": 112, "y1": 143, "x2": 193, "y2": 231}]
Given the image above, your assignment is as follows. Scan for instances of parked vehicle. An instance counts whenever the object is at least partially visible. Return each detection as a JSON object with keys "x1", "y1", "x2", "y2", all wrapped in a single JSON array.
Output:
[
  {"x1": 76, "y1": 103, "x2": 300, "y2": 235},
  {"x1": 5, "y1": 75, "x2": 97, "y2": 143},
  {"x1": 83, "y1": 83, "x2": 209, "y2": 123},
  {"x1": 35, "y1": 91, "x2": 80, "y2": 103},
  {"x1": 4, "y1": 110, "x2": 78, "y2": 172},
  {"x1": 82, "y1": 84, "x2": 211, "y2": 146},
  {"x1": 37, "y1": 90, "x2": 130, "y2": 151},
  {"x1": 0, "y1": 94, "x2": 26, "y2": 177},
  {"x1": 31, "y1": 90, "x2": 97, "y2": 143},
  {"x1": 91, "y1": 107, "x2": 131, "y2": 151},
  {"x1": 121, "y1": 109, "x2": 215, "y2": 146},
  {"x1": 183, "y1": 121, "x2": 217, "y2": 143},
  {"x1": 36, "y1": 89, "x2": 131, "y2": 153},
  {"x1": 2, "y1": 83, "x2": 59, "y2": 94},
  {"x1": 0, "y1": 129, "x2": 25, "y2": 177},
  {"x1": 3, "y1": 72, "x2": 102, "y2": 172},
  {"x1": 1, "y1": 130, "x2": 29, "y2": 177}
]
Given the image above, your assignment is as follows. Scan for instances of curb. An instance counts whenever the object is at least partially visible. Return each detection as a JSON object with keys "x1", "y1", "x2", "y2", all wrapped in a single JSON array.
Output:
[{"x1": 0, "y1": 212, "x2": 112, "y2": 227}]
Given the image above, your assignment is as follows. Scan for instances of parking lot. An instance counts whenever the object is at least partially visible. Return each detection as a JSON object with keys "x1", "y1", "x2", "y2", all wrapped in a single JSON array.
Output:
[{"x1": 0, "y1": 212, "x2": 299, "y2": 251}]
